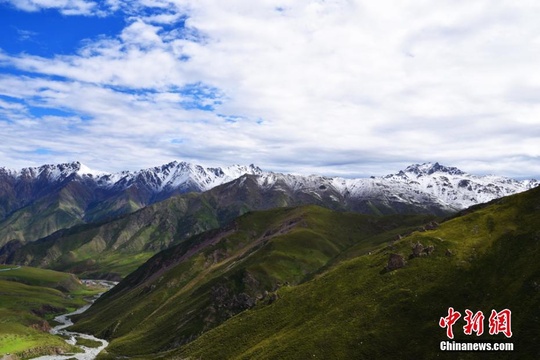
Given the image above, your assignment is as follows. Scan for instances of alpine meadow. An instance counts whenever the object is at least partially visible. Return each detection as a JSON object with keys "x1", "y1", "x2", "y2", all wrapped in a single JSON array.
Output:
[{"x1": 1, "y1": 1, "x2": 540, "y2": 359}]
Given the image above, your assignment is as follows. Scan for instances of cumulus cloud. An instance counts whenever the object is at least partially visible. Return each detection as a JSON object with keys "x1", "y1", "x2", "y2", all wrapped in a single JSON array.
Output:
[{"x1": 0, "y1": 0, "x2": 539, "y2": 178}]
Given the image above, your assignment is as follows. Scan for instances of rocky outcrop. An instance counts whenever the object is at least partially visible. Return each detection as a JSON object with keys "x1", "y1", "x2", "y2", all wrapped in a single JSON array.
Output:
[
  {"x1": 424, "y1": 245, "x2": 435, "y2": 255},
  {"x1": 410, "y1": 242, "x2": 435, "y2": 258},
  {"x1": 29, "y1": 320, "x2": 51, "y2": 332},
  {"x1": 425, "y1": 221, "x2": 440, "y2": 230},
  {"x1": 411, "y1": 242, "x2": 424, "y2": 258},
  {"x1": 386, "y1": 254, "x2": 406, "y2": 271},
  {"x1": 208, "y1": 283, "x2": 257, "y2": 324}
]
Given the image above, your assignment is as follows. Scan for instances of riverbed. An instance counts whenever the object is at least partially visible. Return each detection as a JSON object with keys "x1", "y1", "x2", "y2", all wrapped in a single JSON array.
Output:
[{"x1": 30, "y1": 280, "x2": 117, "y2": 360}]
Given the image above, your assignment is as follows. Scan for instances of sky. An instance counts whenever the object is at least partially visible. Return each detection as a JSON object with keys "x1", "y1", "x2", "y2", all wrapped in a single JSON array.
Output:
[{"x1": 0, "y1": 0, "x2": 539, "y2": 179}]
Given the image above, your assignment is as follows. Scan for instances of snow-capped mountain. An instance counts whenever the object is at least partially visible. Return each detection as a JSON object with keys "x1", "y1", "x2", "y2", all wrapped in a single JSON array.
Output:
[
  {"x1": 377, "y1": 163, "x2": 538, "y2": 209},
  {"x1": 336, "y1": 162, "x2": 538, "y2": 211},
  {"x1": 90, "y1": 161, "x2": 263, "y2": 193},
  {"x1": 1, "y1": 161, "x2": 537, "y2": 212},
  {"x1": 0, "y1": 160, "x2": 537, "y2": 246},
  {"x1": 0, "y1": 161, "x2": 264, "y2": 245},
  {"x1": 252, "y1": 162, "x2": 538, "y2": 213},
  {"x1": 0, "y1": 161, "x2": 263, "y2": 192}
]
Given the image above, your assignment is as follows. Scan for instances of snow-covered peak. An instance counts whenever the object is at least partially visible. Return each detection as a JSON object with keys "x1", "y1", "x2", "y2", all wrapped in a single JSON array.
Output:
[
  {"x1": 403, "y1": 162, "x2": 465, "y2": 176},
  {"x1": 252, "y1": 163, "x2": 538, "y2": 211},
  {"x1": 90, "y1": 161, "x2": 264, "y2": 192},
  {"x1": 76, "y1": 162, "x2": 105, "y2": 177},
  {"x1": 2, "y1": 161, "x2": 263, "y2": 192},
  {"x1": 2, "y1": 160, "x2": 538, "y2": 213},
  {"x1": 255, "y1": 172, "x2": 334, "y2": 192},
  {"x1": 0, "y1": 166, "x2": 18, "y2": 177},
  {"x1": 3, "y1": 162, "x2": 87, "y2": 182},
  {"x1": 376, "y1": 163, "x2": 539, "y2": 209},
  {"x1": 221, "y1": 164, "x2": 263, "y2": 178}
]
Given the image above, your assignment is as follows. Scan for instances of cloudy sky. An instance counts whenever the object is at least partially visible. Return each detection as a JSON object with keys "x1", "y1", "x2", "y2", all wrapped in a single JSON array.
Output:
[{"x1": 0, "y1": 0, "x2": 539, "y2": 178}]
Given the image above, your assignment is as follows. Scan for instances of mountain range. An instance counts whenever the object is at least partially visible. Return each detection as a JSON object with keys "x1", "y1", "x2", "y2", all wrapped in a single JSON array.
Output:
[
  {"x1": 0, "y1": 161, "x2": 537, "y2": 279},
  {"x1": 0, "y1": 160, "x2": 537, "y2": 247},
  {"x1": 1, "y1": 160, "x2": 540, "y2": 359},
  {"x1": 0, "y1": 161, "x2": 262, "y2": 246}
]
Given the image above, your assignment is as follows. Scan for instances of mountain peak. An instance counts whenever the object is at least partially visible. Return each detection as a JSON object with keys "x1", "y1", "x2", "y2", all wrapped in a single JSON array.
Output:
[
  {"x1": 76, "y1": 162, "x2": 105, "y2": 177},
  {"x1": 11, "y1": 161, "x2": 87, "y2": 181},
  {"x1": 249, "y1": 164, "x2": 263, "y2": 173},
  {"x1": 404, "y1": 162, "x2": 465, "y2": 176}
]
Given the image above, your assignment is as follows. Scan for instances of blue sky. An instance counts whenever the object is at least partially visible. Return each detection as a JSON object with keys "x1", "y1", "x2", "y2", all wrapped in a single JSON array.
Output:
[
  {"x1": 0, "y1": 0, "x2": 539, "y2": 178},
  {"x1": 0, "y1": 6, "x2": 124, "y2": 56}
]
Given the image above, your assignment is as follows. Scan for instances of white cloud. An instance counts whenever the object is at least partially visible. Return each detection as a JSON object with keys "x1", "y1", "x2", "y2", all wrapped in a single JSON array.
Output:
[
  {"x1": 0, "y1": 0, "x2": 540, "y2": 178},
  {"x1": 1, "y1": 0, "x2": 100, "y2": 15}
]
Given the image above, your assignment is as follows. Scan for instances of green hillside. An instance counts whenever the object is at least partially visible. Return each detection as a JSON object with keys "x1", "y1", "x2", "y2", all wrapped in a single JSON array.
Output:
[
  {"x1": 70, "y1": 206, "x2": 436, "y2": 358},
  {"x1": 0, "y1": 265, "x2": 104, "y2": 359},
  {"x1": 0, "y1": 176, "x2": 154, "y2": 248},
  {"x1": 167, "y1": 185, "x2": 540, "y2": 359},
  {"x1": 72, "y1": 186, "x2": 540, "y2": 359},
  {"x1": 1, "y1": 191, "x2": 225, "y2": 279},
  {"x1": 0, "y1": 184, "x2": 88, "y2": 247}
]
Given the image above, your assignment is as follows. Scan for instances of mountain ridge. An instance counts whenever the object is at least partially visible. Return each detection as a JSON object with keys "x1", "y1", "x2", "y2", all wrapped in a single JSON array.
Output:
[
  {"x1": 0, "y1": 160, "x2": 264, "y2": 193},
  {"x1": 0, "y1": 160, "x2": 537, "y2": 248}
]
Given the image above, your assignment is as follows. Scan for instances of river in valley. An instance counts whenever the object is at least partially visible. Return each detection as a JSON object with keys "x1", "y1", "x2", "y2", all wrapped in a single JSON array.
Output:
[{"x1": 31, "y1": 280, "x2": 117, "y2": 360}]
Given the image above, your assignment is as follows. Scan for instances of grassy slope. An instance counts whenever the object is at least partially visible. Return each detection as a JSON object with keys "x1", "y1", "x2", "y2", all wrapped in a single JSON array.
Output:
[
  {"x1": 71, "y1": 206, "x2": 435, "y2": 358},
  {"x1": 0, "y1": 179, "x2": 153, "y2": 248},
  {"x1": 160, "y1": 186, "x2": 540, "y2": 360},
  {"x1": 0, "y1": 265, "x2": 102, "y2": 359},
  {"x1": 5, "y1": 192, "x2": 219, "y2": 279},
  {"x1": 4, "y1": 174, "x2": 454, "y2": 279},
  {"x1": 0, "y1": 182, "x2": 93, "y2": 247}
]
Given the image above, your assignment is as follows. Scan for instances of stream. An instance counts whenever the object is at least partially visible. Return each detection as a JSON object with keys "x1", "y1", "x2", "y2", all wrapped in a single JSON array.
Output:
[{"x1": 31, "y1": 280, "x2": 117, "y2": 360}]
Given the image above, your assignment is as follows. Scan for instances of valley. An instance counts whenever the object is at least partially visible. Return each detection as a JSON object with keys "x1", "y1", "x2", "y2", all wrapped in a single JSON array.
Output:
[
  {"x1": 0, "y1": 161, "x2": 539, "y2": 359},
  {"x1": 0, "y1": 266, "x2": 109, "y2": 359},
  {"x1": 31, "y1": 280, "x2": 117, "y2": 360},
  {"x1": 69, "y1": 206, "x2": 436, "y2": 357},
  {"x1": 2, "y1": 1, "x2": 539, "y2": 359}
]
